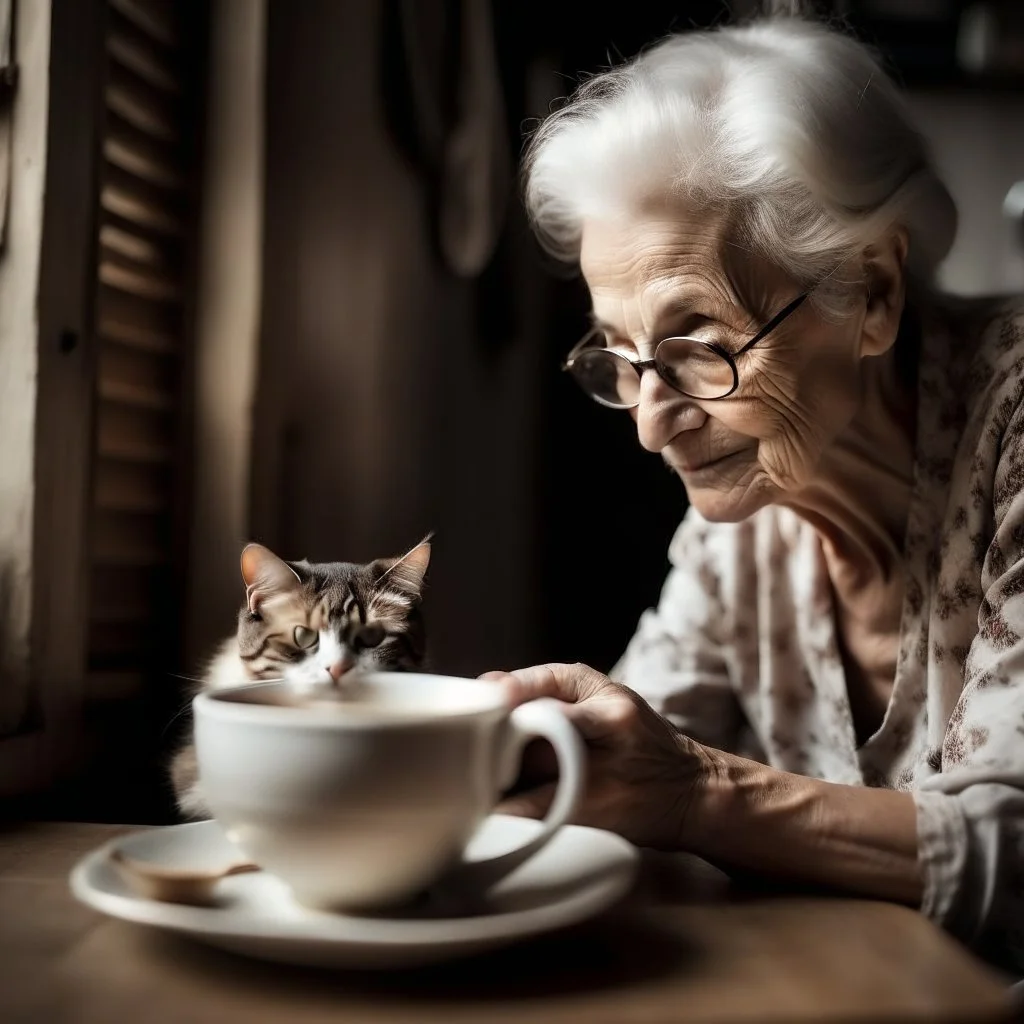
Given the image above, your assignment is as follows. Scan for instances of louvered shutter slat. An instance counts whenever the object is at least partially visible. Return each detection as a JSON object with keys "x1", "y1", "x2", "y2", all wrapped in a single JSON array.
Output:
[{"x1": 85, "y1": 0, "x2": 201, "y2": 692}]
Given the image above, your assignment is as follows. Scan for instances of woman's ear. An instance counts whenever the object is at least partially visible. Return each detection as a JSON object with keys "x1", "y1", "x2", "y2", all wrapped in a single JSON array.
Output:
[{"x1": 860, "y1": 227, "x2": 909, "y2": 358}]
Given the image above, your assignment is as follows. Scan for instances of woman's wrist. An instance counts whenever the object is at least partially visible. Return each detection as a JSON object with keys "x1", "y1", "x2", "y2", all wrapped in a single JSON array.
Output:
[
  {"x1": 660, "y1": 737, "x2": 739, "y2": 854},
  {"x1": 681, "y1": 744, "x2": 789, "y2": 858},
  {"x1": 679, "y1": 744, "x2": 923, "y2": 903}
]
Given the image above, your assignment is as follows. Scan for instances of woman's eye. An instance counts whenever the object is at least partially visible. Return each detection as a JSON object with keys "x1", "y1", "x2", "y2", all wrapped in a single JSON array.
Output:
[
  {"x1": 293, "y1": 626, "x2": 318, "y2": 649},
  {"x1": 357, "y1": 624, "x2": 385, "y2": 649}
]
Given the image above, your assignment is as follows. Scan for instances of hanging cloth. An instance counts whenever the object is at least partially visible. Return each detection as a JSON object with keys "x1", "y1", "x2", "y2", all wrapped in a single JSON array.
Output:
[{"x1": 381, "y1": 0, "x2": 510, "y2": 278}]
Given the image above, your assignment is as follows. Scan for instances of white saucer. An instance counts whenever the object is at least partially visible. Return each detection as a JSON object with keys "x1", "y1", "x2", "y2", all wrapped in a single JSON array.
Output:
[{"x1": 70, "y1": 816, "x2": 638, "y2": 969}]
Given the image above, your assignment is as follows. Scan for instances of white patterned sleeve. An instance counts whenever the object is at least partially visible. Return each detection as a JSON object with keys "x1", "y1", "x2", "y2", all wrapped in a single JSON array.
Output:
[
  {"x1": 916, "y1": 396, "x2": 1024, "y2": 971},
  {"x1": 611, "y1": 510, "x2": 744, "y2": 752}
]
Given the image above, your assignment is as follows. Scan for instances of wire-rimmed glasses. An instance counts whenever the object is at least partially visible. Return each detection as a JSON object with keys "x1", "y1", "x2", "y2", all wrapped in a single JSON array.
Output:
[{"x1": 563, "y1": 292, "x2": 809, "y2": 408}]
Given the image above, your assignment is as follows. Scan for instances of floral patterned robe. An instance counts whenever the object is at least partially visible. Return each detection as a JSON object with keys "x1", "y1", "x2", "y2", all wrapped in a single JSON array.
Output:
[{"x1": 614, "y1": 297, "x2": 1024, "y2": 972}]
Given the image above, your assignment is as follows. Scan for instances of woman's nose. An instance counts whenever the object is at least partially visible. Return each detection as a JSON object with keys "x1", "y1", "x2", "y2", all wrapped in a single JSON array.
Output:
[{"x1": 634, "y1": 370, "x2": 705, "y2": 453}]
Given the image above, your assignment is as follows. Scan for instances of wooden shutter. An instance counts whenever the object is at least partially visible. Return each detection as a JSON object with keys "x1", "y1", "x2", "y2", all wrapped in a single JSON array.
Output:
[{"x1": 86, "y1": 0, "x2": 206, "y2": 700}]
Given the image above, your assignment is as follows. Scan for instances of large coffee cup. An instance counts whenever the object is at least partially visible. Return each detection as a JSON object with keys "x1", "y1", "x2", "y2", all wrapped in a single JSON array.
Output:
[{"x1": 192, "y1": 672, "x2": 585, "y2": 911}]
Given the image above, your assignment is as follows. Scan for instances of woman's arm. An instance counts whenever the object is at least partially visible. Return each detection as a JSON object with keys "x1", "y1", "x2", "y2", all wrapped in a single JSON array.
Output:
[
  {"x1": 487, "y1": 662, "x2": 922, "y2": 904},
  {"x1": 612, "y1": 511, "x2": 744, "y2": 753},
  {"x1": 693, "y1": 748, "x2": 922, "y2": 904}
]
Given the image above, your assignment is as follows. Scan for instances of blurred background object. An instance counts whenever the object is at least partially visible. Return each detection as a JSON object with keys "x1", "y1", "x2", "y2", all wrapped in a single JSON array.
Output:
[{"x1": 1, "y1": 0, "x2": 1023, "y2": 822}]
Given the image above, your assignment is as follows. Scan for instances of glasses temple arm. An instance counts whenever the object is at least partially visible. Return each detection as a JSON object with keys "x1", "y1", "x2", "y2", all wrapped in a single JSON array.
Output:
[{"x1": 737, "y1": 293, "x2": 809, "y2": 354}]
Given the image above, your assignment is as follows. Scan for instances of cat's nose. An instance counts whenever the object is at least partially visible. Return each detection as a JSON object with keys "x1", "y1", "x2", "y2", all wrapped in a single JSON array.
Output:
[{"x1": 327, "y1": 655, "x2": 356, "y2": 682}]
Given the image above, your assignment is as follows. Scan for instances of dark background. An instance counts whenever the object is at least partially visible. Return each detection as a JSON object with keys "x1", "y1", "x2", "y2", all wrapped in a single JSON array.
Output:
[{"x1": 10, "y1": 0, "x2": 1024, "y2": 825}]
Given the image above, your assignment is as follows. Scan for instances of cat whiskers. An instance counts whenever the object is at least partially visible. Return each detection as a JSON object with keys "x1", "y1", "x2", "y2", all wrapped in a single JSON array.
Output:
[
  {"x1": 167, "y1": 672, "x2": 207, "y2": 685},
  {"x1": 374, "y1": 532, "x2": 435, "y2": 587},
  {"x1": 159, "y1": 674, "x2": 209, "y2": 739},
  {"x1": 160, "y1": 699, "x2": 197, "y2": 739}
]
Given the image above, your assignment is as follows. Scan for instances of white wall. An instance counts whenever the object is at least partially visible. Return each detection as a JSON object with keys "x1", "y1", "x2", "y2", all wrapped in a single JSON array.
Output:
[
  {"x1": 0, "y1": 0, "x2": 50, "y2": 735},
  {"x1": 910, "y1": 92, "x2": 1024, "y2": 296},
  {"x1": 184, "y1": 0, "x2": 267, "y2": 667},
  {"x1": 252, "y1": 0, "x2": 548, "y2": 676}
]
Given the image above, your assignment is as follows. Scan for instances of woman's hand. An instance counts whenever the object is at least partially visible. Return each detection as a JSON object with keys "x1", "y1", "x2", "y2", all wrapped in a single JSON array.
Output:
[
  {"x1": 480, "y1": 662, "x2": 711, "y2": 849},
  {"x1": 483, "y1": 663, "x2": 922, "y2": 902}
]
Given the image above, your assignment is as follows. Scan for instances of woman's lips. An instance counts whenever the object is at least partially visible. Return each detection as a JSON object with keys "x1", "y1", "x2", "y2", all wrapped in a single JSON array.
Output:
[{"x1": 671, "y1": 449, "x2": 742, "y2": 474}]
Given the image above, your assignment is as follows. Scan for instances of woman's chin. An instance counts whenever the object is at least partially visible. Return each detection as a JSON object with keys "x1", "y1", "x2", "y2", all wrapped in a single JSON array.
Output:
[{"x1": 681, "y1": 467, "x2": 774, "y2": 523}]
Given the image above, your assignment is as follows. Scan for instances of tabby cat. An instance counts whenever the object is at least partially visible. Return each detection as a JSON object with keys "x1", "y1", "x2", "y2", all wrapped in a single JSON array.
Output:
[{"x1": 170, "y1": 537, "x2": 431, "y2": 816}]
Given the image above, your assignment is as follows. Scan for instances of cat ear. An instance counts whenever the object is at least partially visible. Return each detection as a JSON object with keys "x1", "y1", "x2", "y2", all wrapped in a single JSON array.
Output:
[
  {"x1": 240, "y1": 543, "x2": 302, "y2": 614},
  {"x1": 285, "y1": 558, "x2": 311, "y2": 581},
  {"x1": 376, "y1": 535, "x2": 432, "y2": 599}
]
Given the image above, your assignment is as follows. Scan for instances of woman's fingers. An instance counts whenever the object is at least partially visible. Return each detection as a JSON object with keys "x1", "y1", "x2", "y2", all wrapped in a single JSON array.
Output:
[
  {"x1": 510, "y1": 737, "x2": 560, "y2": 790},
  {"x1": 479, "y1": 665, "x2": 565, "y2": 706},
  {"x1": 496, "y1": 781, "x2": 557, "y2": 820},
  {"x1": 480, "y1": 664, "x2": 640, "y2": 744},
  {"x1": 560, "y1": 687, "x2": 641, "y2": 742},
  {"x1": 480, "y1": 663, "x2": 611, "y2": 707}
]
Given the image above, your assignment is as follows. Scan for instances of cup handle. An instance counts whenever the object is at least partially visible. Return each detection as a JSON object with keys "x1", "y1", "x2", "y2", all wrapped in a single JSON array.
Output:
[{"x1": 455, "y1": 697, "x2": 585, "y2": 891}]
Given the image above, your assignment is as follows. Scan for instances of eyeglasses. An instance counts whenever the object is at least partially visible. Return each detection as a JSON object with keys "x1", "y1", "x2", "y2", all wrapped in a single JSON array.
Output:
[{"x1": 562, "y1": 292, "x2": 809, "y2": 408}]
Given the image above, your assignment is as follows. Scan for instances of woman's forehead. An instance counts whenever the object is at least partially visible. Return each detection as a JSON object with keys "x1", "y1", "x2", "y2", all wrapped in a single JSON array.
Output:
[
  {"x1": 583, "y1": 215, "x2": 783, "y2": 332},
  {"x1": 581, "y1": 206, "x2": 727, "y2": 276}
]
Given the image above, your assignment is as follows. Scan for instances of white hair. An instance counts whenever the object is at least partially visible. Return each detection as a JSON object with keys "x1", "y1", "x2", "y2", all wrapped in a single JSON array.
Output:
[{"x1": 523, "y1": 17, "x2": 957, "y2": 318}]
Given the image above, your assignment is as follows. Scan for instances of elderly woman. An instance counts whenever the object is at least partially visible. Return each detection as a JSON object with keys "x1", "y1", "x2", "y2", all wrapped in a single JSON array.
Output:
[{"x1": 484, "y1": 16, "x2": 1024, "y2": 971}]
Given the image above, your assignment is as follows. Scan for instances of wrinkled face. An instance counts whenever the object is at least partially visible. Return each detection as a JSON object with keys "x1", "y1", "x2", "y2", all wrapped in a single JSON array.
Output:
[
  {"x1": 579, "y1": 204, "x2": 870, "y2": 522},
  {"x1": 236, "y1": 542, "x2": 430, "y2": 695}
]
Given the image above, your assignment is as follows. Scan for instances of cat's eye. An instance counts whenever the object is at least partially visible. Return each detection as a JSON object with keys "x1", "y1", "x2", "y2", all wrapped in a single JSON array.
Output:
[
  {"x1": 357, "y1": 623, "x2": 385, "y2": 649},
  {"x1": 293, "y1": 626, "x2": 318, "y2": 649}
]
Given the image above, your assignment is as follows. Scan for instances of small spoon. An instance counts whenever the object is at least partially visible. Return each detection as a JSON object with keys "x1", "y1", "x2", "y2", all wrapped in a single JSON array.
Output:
[{"x1": 110, "y1": 848, "x2": 260, "y2": 906}]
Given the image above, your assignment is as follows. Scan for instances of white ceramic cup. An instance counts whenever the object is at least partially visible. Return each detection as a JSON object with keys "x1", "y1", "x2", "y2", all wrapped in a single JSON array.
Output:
[{"x1": 192, "y1": 672, "x2": 585, "y2": 911}]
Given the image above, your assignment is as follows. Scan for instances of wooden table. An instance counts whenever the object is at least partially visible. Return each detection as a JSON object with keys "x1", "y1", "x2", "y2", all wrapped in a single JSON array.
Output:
[{"x1": 0, "y1": 822, "x2": 1014, "y2": 1024}]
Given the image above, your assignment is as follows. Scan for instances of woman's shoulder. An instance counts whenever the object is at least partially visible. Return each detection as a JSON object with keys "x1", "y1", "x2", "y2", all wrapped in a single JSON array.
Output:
[
  {"x1": 920, "y1": 294, "x2": 1024, "y2": 441},
  {"x1": 927, "y1": 292, "x2": 1024, "y2": 372}
]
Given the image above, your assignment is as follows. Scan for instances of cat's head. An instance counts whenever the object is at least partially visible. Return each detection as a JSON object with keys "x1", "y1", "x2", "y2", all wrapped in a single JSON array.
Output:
[{"x1": 234, "y1": 538, "x2": 431, "y2": 694}]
